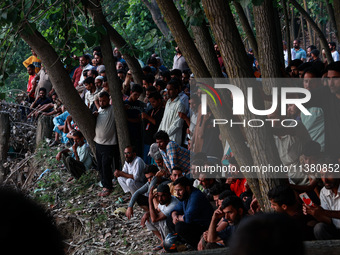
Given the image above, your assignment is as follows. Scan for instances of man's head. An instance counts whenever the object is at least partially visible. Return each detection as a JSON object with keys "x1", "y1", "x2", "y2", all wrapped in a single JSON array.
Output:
[
  {"x1": 143, "y1": 74, "x2": 155, "y2": 89},
  {"x1": 268, "y1": 185, "x2": 296, "y2": 214},
  {"x1": 38, "y1": 88, "x2": 47, "y2": 98},
  {"x1": 310, "y1": 49, "x2": 320, "y2": 60},
  {"x1": 220, "y1": 196, "x2": 245, "y2": 225},
  {"x1": 117, "y1": 68, "x2": 126, "y2": 81},
  {"x1": 282, "y1": 41, "x2": 287, "y2": 51},
  {"x1": 160, "y1": 71, "x2": 171, "y2": 84},
  {"x1": 30, "y1": 47, "x2": 37, "y2": 56},
  {"x1": 27, "y1": 64, "x2": 35, "y2": 76},
  {"x1": 170, "y1": 167, "x2": 183, "y2": 182},
  {"x1": 79, "y1": 55, "x2": 89, "y2": 67},
  {"x1": 293, "y1": 40, "x2": 300, "y2": 49},
  {"x1": 84, "y1": 77, "x2": 95, "y2": 92},
  {"x1": 307, "y1": 45, "x2": 317, "y2": 57},
  {"x1": 95, "y1": 76, "x2": 103, "y2": 88},
  {"x1": 198, "y1": 173, "x2": 215, "y2": 189},
  {"x1": 210, "y1": 183, "x2": 228, "y2": 207},
  {"x1": 72, "y1": 130, "x2": 85, "y2": 147},
  {"x1": 289, "y1": 59, "x2": 303, "y2": 78},
  {"x1": 157, "y1": 183, "x2": 172, "y2": 205},
  {"x1": 154, "y1": 79, "x2": 166, "y2": 92},
  {"x1": 154, "y1": 131, "x2": 170, "y2": 151},
  {"x1": 218, "y1": 190, "x2": 236, "y2": 208},
  {"x1": 124, "y1": 146, "x2": 136, "y2": 163},
  {"x1": 302, "y1": 140, "x2": 321, "y2": 165},
  {"x1": 329, "y1": 42, "x2": 336, "y2": 51},
  {"x1": 173, "y1": 176, "x2": 192, "y2": 201},
  {"x1": 302, "y1": 67, "x2": 322, "y2": 90},
  {"x1": 144, "y1": 165, "x2": 158, "y2": 183},
  {"x1": 148, "y1": 92, "x2": 162, "y2": 109},
  {"x1": 145, "y1": 86, "x2": 157, "y2": 101},
  {"x1": 166, "y1": 79, "x2": 180, "y2": 100},
  {"x1": 326, "y1": 61, "x2": 340, "y2": 96},
  {"x1": 98, "y1": 91, "x2": 110, "y2": 109},
  {"x1": 94, "y1": 52, "x2": 103, "y2": 66},
  {"x1": 116, "y1": 62, "x2": 124, "y2": 70},
  {"x1": 129, "y1": 84, "x2": 143, "y2": 102},
  {"x1": 175, "y1": 46, "x2": 181, "y2": 54},
  {"x1": 320, "y1": 158, "x2": 340, "y2": 190}
]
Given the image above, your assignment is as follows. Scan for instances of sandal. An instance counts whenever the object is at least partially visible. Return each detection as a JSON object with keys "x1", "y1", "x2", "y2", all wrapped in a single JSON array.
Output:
[{"x1": 98, "y1": 188, "x2": 112, "y2": 197}]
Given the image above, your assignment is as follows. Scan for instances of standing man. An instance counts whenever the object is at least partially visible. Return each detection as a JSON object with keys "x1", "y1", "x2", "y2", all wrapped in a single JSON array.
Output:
[
  {"x1": 172, "y1": 47, "x2": 189, "y2": 72},
  {"x1": 26, "y1": 64, "x2": 36, "y2": 103},
  {"x1": 32, "y1": 66, "x2": 53, "y2": 99},
  {"x1": 291, "y1": 40, "x2": 307, "y2": 62},
  {"x1": 23, "y1": 48, "x2": 41, "y2": 74},
  {"x1": 158, "y1": 79, "x2": 186, "y2": 145},
  {"x1": 329, "y1": 42, "x2": 340, "y2": 62},
  {"x1": 72, "y1": 55, "x2": 90, "y2": 88},
  {"x1": 94, "y1": 91, "x2": 120, "y2": 197}
]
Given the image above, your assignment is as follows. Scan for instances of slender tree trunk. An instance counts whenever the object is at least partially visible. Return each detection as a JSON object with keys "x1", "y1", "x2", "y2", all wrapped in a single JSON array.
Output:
[
  {"x1": 87, "y1": 0, "x2": 131, "y2": 163},
  {"x1": 289, "y1": 0, "x2": 333, "y2": 63},
  {"x1": 233, "y1": 1, "x2": 259, "y2": 59},
  {"x1": 300, "y1": 15, "x2": 306, "y2": 50},
  {"x1": 141, "y1": 0, "x2": 172, "y2": 40},
  {"x1": 303, "y1": 0, "x2": 313, "y2": 46},
  {"x1": 273, "y1": 5, "x2": 285, "y2": 68},
  {"x1": 325, "y1": 0, "x2": 338, "y2": 41},
  {"x1": 253, "y1": 0, "x2": 283, "y2": 78},
  {"x1": 333, "y1": 0, "x2": 340, "y2": 43},
  {"x1": 291, "y1": 7, "x2": 296, "y2": 41},
  {"x1": 282, "y1": 0, "x2": 292, "y2": 65},
  {"x1": 183, "y1": 0, "x2": 223, "y2": 78},
  {"x1": 203, "y1": 0, "x2": 284, "y2": 211},
  {"x1": 19, "y1": 24, "x2": 96, "y2": 154}
]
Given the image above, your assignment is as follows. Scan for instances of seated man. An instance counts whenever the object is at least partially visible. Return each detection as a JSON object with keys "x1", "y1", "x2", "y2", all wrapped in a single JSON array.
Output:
[
  {"x1": 55, "y1": 131, "x2": 92, "y2": 179},
  {"x1": 303, "y1": 160, "x2": 340, "y2": 240},
  {"x1": 50, "y1": 109, "x2": 70, "y2": 147},
  {"x1": 268, "y1": 185, "x2": 315, "y2": 240},
  {"x1": 167, "y1": 177, "x2": 214, "y2": 249},
  {"x1": 125, "y1": 165, "x2": 169, "y2": 219},
  {"x1": 202, "y1": 196, "x2": 245, "y2": 249},
  {"x1": 155, "y1": 130, "x2": 190, "y2": 175},
  {"x1": 114, "y1": 146, "x2": 146, "y2": 195},
  {"x1": 143, "y1": 183, "x2": 179, "y2": 251},
  {"x1": 27, "y1": 88, "x2": 52, "y2": 119}
]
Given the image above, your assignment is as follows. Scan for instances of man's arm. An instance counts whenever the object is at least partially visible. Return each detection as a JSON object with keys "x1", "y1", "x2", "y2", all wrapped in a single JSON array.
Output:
[
  {"x1": 167, "y1": 142, "x2": 178, "y2": 170},
  {"x1": 166, "y1": 103, "x2": 185, "y2": 137},
  {"x1": 206, "y1": 207, "x2": 224, "y2": 243},
  {"x1": 56, "y1": 148, "x2": 71, "y2": 161},
  {"x1": 148, "y1": 186, "x2": 167, "y2": 222},
  {"x1": 126, "y1": 183, "x2": 148, "y2": 219}
]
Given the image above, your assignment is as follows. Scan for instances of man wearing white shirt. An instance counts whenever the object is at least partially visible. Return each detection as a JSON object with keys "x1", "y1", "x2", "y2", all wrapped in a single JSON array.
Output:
[
  {"x1": 158, "y1": 79, "x2": 186, "y2": 145},
  {"x1": 114, "y1": 146, "x2": 146, "y2": 194},
  {"x1": 329, "y1": 42, "x2": 340, "y2": 62},
  {"x1": 94, "y1": 91, "x2": 119, "y2": 197}
]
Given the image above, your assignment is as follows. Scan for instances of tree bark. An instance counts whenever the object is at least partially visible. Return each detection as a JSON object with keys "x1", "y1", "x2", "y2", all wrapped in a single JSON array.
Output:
[
  {"x1": 141, "y1": 0, "x2": 172, "y2": 40},
  {"x1": 19, "y1": 24, "x2": 96, "y2": 154},
  {"x1": 233, "y1": 1, "x2": 259, "y2": 60},
  {"x1": 0, "y1": 112, "x2": 10, "y2": 182},
  {"x1": 289, "y1": 0, "x2": 333, "y2": 64},
  {"x1": 183, "y1": 0, "x2": 223, "y2": 78},
  {"x1": 282, "y1": 0, "x2": 292, "y2": 65},
  {"x1": 86, "y1": 0, "x2": 131, "y2": 164},
  {"x1": 303, "y1": 0, "x2": 314, "y2": 46},
  {"x1": 36, "y1": 115, "x2": 53, "y2": 147},
  {"x1": 253, "y1": 0, "x2": 284, "y2": 78},
  {"x1": 333, "y1": 0, "x2": 340, "y2": 43},
  {"x1": 203, "y1": 0, "x2": 284, "y2": 211},
  {"x1": 325, "y1": 0, "x2": 338, "y2": 42}
]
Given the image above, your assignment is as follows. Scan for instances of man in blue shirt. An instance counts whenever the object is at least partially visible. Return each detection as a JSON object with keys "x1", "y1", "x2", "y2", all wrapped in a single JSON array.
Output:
[
  {"x1": 292, "y1": 40, "x2": 307, "y2": 62},
  {"x1": 167, "y1": 177, "x2": 214, "y2": 249}
]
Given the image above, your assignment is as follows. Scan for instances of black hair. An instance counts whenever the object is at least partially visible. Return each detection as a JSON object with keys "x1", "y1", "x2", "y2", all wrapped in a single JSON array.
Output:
[
  {"x1": 172, "y1": 166, "x2": 183, "y2": 172},
  {"x1": 210, "y1": 183, "x2": 227, "y2": 196},
  {"x1": 93, "y1": 46, "x2": 101, "y2": 52},
  {"x1": 84, "y1": 77, "x2": 95, "y2": 85},
  {"x1": 94, "y1": 52, "x2": 103, "y2": 58},
  {"x1": 326, "y1": 61, "x2": 340, "y2": 73},
  {"x1": 73, "y1": 130, "x2": 84, "y2": 138},
  {"x1": 302, "y1": 66, "x2": 322, "y2": 78},
  {"x1": 219, "y1": 190, "x2": 236, "y2": 200},
  {"x1": 160, "y1": 70, "x2": 171, "y2": 81},
  {"x1": 117, "y1": 68, "x2": 126, "y2": 74},
  {"x1": 170, "y1": 69, "x2": 182, "y2": 78},
  {"x1": 290, "y1": 59, "x2": 303, "y2": 68},
  {"x1": 267, "y1": 185, "x2": 296, "y2": 206},
  {"x1": 154, "y1": 130, "x2": 169, "y2": 141},
  {"x1": 173, "y1": 176, "x2": 192, "y2": 188},
  {"x1": 144, "y1": 164, "x2": 159, "y2": 175},
  {"x1": 89, "y1": 70, "x2": 98, "y2": 77},
  {"x1": 148, "y1": 91, "x2": 162, "y2": 101},
  {"x1": 125, "y1": 145, "x2": 136, "y2": 153},
  {"x1": 27, "y1": 64, "x2": 35, "y2": 69},
  {"x1": 82, "y1": 54, "x2": 91, "y2": 61},
  {"x1": 221, "y1": 195, "x2": 245, "y2": 210},
  {"x1": 155, "y1": 79, "x2": 166, "y2": 90},
  {"x1": 39, "y1": 87, "x2": 47, "y2": 93},
  {"x1": 146, "y1": 86, "x2": 157, "y2": 93},
  {"x1": 157, "y1": 183, "x2": 170, "y2": 194},
  {"x1": 131, "y1": 84, "x2": 143, "y2": 94},
  {"x1": 147, "y1": 57, "x2": 158, "y2": 66},
  {"x1": 142, "y1": 66, "x2": 152, "y2": 73},
  {"x1": 229, "y1": 213, "x2": 304, "y2": 255},
  {"x1": 167, "y1": 79, "x2": 180, "y2": 90},
  {"x1": 99, "y1": 91, "x2": 110, "y2": 98},
  {"x1": 143, "y1": 73, "x2": 155, "y2": 84},
  {"x1": 297, "y1": 62, "x2": 312, "y2": 71},
  {"x1": 329, "y1": 42, "x2": 336, "y2": 48},
  {"x1": 0, "y1": 186, "x2": 65, "y2": 254},
  {"x1": 307, "y1": 45, "x2": 317, "y2": 51}
]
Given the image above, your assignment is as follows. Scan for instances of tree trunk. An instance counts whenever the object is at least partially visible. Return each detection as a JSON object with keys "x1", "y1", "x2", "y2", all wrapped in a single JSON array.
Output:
[
  {"x1": 253, "y1": 0, "x2": 283, "y2": 78},
  {"x1": 325, "y1": 0, "x2": 338, "y2": 41},
  {"x1": 233, "y1": 1, "x2": 259, "y2": 60},
  {"x1": 141, "y1": 0, "x2": 172, "y2": 40},
  {"x1": 303, "y1": 0, "x2": 314, "y2": 46},
  {"x1": 273, "y1": 5, "x2": 285, "y2": 68},
  {"x1": 183, "y1": 0, "x2": 223, "y2": 78},
  {"x1": 87, "y1": 0, "x2": 131, "y2": 164},
  {"x1": 0, "y1": 112, "x2": 10, "y2": 182},
  {"x1": 300, "y1": 14, "x2": 306, "y2": 50},
  {"x1": 289, "y1": 0, "x2": 333, "y2": 64},
  {"x1": 333, "y1": 0, "x2": 340, "y2": 43},
  {"x1": 203, "y1": 0, "x2": 284, "y2": 211},
  {"x1": 282, "y1": 0, "x2": 292, "y2": 65},
  {"x1": 36, "y1": 115, "x2": 53, "y2": 147},
  {"x1": 19, "y1": 25, "x2": 96, "y2": 154}
]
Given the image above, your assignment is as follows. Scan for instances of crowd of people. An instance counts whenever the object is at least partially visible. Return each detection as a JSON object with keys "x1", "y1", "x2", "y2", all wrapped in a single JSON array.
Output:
[{"x1": 20, "y1": 40, "x2": 340, "y2": 252}]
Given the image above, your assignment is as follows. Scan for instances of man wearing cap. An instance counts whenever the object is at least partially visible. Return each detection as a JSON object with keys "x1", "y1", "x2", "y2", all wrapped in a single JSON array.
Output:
[{"x1": 142, "y1": 183, "x2": 179, "y2": 250}]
